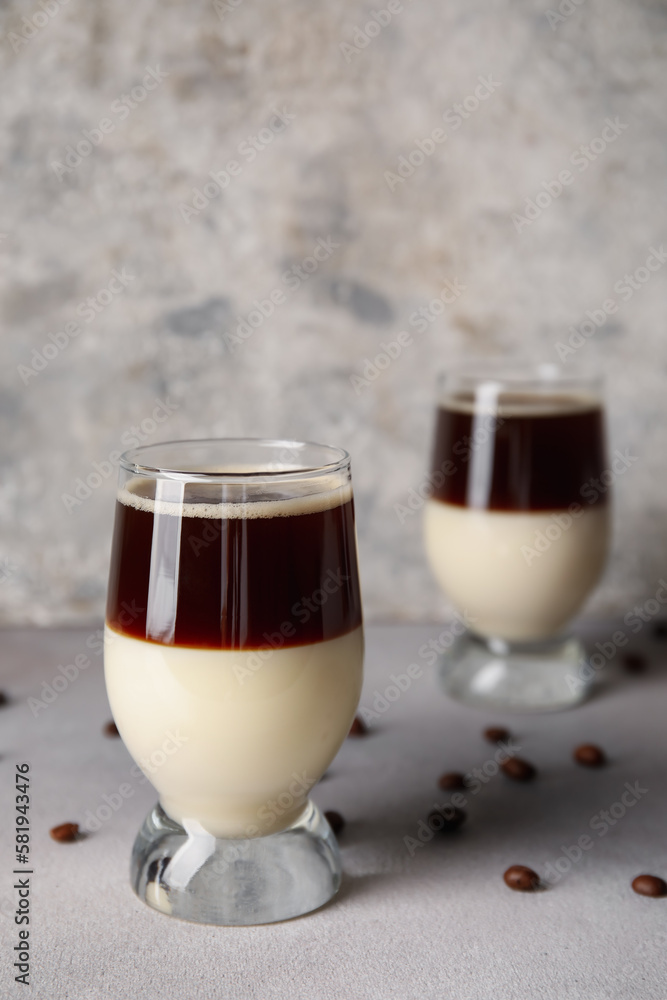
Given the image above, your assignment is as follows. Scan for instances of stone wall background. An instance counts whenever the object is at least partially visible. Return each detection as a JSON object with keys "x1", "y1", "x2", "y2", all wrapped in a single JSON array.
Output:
[{"x1": 1, "y1": 0, "x2": 666, "y2": 627}]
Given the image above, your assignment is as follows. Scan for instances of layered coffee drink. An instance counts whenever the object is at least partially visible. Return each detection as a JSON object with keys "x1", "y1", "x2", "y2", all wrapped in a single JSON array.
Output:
[
  {"x1": 424, "y1": 389, "x2": 609, "y2": 642},
  {"x1": 105, "y1": 466, "x2": 363, "y2": 840}
]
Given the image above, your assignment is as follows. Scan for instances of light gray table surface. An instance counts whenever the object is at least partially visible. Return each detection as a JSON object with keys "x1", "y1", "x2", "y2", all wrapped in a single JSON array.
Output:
[{"x1": 1, "y1": 624, "x2": 666, "y2": 1000}]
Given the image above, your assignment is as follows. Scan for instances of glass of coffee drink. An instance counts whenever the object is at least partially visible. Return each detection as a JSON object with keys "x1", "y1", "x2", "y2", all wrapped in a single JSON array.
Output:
[
  {"x1": 105, "y1": 439, "x2": 364, "y2": 924},
  {"x1": 423, "y1": 363, "x2": 610, "y2": 711}
]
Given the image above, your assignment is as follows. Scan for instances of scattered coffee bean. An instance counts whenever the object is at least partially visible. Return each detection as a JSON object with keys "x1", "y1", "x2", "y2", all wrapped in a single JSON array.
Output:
[
  {"x1": 324, "y1": 810, "x2": 345, "y2": 836},
  {"x1": 501, "y1": 757, "x2": 536, "y2": 782},
  {"x1": 103, "y1": 720, "x2": 120, "y2": 737},
  {"x1": 348, "y1": 716, "x2": 368, "y2": 737},
  {"x1": 652, "y1": 620, "x2": 667, "y2": 640},
  {"x1": 632, "y1": 874, "x2": 667, "y2": 898},
  {"x1": 438, "y1": 771, "x2": 466, "y2": 791},
  {"x1": 622, "y1": 653, "x2": 647, "y2": 674},
  {"x1": 573, "y1": 744, "x2": 606, "y2": 768},
  {"x1": 50, "y1": 822, "x2": 80, "y2": 843},
  {"x1": 428, "y1": 806, "x2": 466, "y2": 832},
  {"x1": 0, "y1": 690, "x2": 8, "y2": 707},
  {"x1": 484, "y1": 726, "x2": 511, "y2": 744},
  {"x1": 503, "y1": 865, "x2": 541, "y2": 892}
]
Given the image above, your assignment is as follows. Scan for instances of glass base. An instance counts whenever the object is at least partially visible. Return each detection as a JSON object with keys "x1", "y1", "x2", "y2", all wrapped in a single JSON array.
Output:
[
  {"x1": 131, "y1": 800, "x2": 342, "y2": 926},
  {"x1": 439, "y1": 631, "x2": 591, "y2": 712}
]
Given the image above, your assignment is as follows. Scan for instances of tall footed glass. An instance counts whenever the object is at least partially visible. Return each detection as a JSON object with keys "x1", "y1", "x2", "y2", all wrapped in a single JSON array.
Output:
[
  {"x1": 423, "y1": 364, "x2": 610, "y2": 711},
  {"x1": 104, "y1": 439, "x2": 364, "y2": 924}
]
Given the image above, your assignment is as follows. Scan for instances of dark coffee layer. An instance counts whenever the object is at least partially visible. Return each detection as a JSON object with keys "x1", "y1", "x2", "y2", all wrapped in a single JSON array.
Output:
[
  {"x1": 430, "y1": 394, "x2": 607, "y2": 511},
  {"x1": 106, "y1": 483, "x2": 362, "y2": 649}
]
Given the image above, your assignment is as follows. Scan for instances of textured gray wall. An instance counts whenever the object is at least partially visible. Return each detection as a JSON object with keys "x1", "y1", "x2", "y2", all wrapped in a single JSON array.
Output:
[{"x1": 1, "y1": 0, "x2": 666, "y2": 626}]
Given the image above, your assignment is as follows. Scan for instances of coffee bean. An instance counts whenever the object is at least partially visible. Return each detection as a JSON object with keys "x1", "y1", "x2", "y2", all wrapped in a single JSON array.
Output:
[
  {"x1": 50, "y1": 822, "x2": 80, "y2": 843},
  {"x1": 438, "y1": 771, "x2": 466, "y2": 791},
  {"x1": 0, "y1": 690, "x2": 8, "y2": 707},
  {"x1": 573, "y1": 744, "x2": 606, "y2": 768},
  {"x1": 103, "y1": 720, "x2": 120, "y2": 737},
  {"x1": 428, "y1": 806, "x2": 466, "y2": 833},
  {"x1": 484, "y1": 726, "x2": 511, "y2": 744},
  {"x1": 501, "y1": 757, "x2": 536, "y2": 782},
  {"x1": 348, "y1": 716, "x2": 368, "y2": 737},
  {"x1": 324, "y1": 810, "x2": 345, "y2": 836},
  {"x1": 653, "y1": 621, "x2": 667, "y2": 640},
  {"x1": 503, "y1": 865, "x2": 540, "y2": 892},
  {"x1": 632, "y1": 874, "x2": 667, "y2": 898},
  {"x1": 622, "y1": 653, "x2": 647, "y2": 674}
]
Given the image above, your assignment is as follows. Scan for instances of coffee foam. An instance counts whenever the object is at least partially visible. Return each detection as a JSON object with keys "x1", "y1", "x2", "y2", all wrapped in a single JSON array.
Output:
[
  {"x1": 442, "y1": 391, "x2": 601, "y2": 417},
  {"x1": 118, "y1": 476, "x2": 353, "y2": 520}
]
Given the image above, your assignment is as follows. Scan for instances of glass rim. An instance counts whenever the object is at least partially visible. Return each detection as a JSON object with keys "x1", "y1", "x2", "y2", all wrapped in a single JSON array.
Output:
[
  {"x1": 437, "y1": 359, "x2": 604, "y2": 391},
  {"x1": 119, "y1": 437, "x2": 351, "y2": 484}
]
